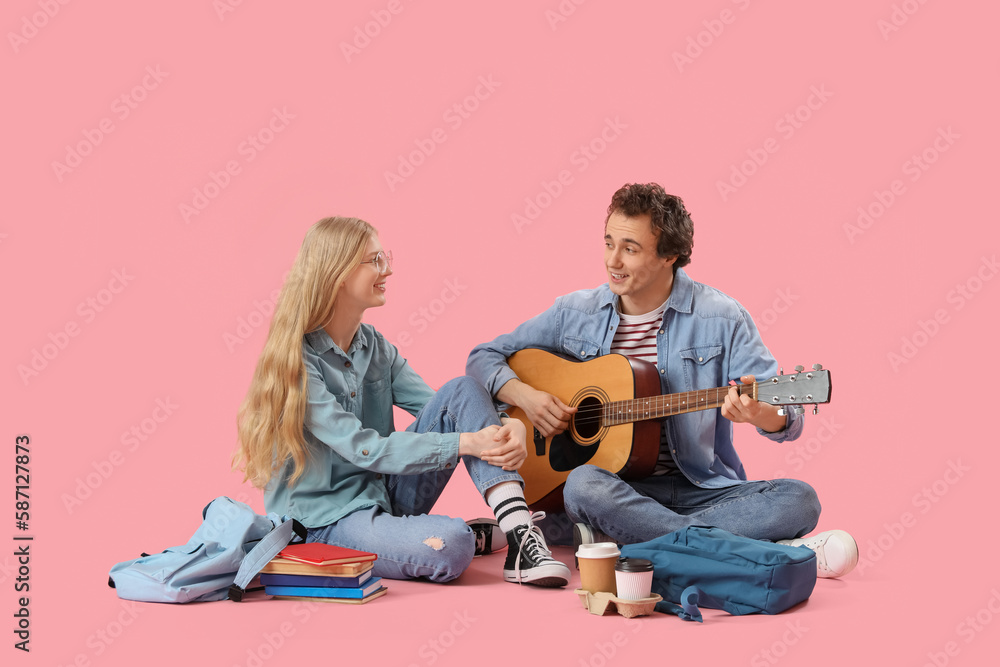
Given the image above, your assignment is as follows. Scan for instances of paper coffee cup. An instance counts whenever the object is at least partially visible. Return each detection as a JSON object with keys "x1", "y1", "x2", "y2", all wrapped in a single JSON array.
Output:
[
  {"x1": 614, "y1": 558, "x2": 654, "y2": 600},
  {"x1": 576, "y1": 542, "x2": 620, "y2": 595}
]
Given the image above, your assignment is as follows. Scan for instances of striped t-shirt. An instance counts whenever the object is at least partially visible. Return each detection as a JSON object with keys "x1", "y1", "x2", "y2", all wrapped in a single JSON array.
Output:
[{"x1": 611, "y1": 300, "x2": 675, "y2": 475}]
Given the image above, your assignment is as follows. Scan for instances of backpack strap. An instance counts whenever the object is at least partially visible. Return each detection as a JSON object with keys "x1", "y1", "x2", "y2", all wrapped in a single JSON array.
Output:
[
  {"x1": 653, "y1": 585, "x2": 704, "y2": 622},
  {"x1": 228, "y1": 518, "x2": 307, "y2": 601}
]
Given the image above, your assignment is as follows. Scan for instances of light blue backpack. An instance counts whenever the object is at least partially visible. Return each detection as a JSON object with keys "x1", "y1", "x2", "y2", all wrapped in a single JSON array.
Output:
[{"x1": 108, "y1": 496, "x2": 306, "y2": 603}]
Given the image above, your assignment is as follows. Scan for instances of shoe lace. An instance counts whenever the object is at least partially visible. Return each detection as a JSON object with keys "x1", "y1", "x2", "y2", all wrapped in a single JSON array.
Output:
[{"x1": 513, "y1": 511, "x2": 554, "y2": 583}]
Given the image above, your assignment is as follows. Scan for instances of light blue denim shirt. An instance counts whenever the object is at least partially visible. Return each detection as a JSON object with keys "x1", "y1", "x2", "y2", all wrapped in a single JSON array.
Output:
[
  {"x1": 465, "y1": 268, "x2": 803, "y2": 489},
  {"x1": 264, "y1": 325, "x2": 460, "y2": 528}
]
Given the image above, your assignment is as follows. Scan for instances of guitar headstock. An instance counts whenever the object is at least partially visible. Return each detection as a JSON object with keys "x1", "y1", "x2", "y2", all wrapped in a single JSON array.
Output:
[{"x1": 758, "y1": 364, "x2": 831, "y2": 415}]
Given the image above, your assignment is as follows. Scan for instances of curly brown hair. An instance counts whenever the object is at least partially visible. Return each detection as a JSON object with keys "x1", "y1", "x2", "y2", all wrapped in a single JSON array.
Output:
[{"x1": 606, "y1": 183, "x2": 694, "y2": 269}]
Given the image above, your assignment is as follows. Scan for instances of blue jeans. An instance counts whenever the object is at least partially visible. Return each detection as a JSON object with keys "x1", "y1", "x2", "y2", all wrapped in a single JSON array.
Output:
[
  {"x1": 307, "y1": 377, "x2": 521, "y2": 582},
  {"x1": 546, "y1": 465, "x2": 820, "y2": 545}
]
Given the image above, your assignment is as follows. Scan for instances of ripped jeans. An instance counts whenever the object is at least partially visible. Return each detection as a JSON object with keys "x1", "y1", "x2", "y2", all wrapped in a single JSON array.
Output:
[{"x1": 306, "y1": 377, "x2": 522, "y2": 582}]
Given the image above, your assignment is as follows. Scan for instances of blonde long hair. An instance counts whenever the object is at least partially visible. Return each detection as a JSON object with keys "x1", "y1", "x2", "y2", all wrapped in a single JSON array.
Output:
[{"x1": 234, "y1": 216, "x2": 376, "y2": 489}]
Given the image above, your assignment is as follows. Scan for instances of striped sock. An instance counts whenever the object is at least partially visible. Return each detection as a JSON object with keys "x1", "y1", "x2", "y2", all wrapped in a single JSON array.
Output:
[{"x1": 487, "y1": 484, "x2": 532, "y2": 534}]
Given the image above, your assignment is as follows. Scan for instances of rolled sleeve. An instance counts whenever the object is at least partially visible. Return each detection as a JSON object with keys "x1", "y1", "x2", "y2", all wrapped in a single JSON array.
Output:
[
  {"x1": 466, "y1": 300, "x2": 564, "y2": 398},
  {"x1": 728, "y1": 309, "x2": 804, "y2": 443}
]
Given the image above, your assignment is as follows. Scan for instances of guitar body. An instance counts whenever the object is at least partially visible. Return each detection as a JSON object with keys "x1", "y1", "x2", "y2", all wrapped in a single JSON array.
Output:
[
  {"x1": 506, "y1": 349, "x2": 662, "y2": 511},
  {"x1": 505, "y1": 349, "x2": 832, "y2": 512}
]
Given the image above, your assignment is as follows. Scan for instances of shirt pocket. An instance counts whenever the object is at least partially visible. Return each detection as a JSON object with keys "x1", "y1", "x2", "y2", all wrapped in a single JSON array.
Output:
[
  {"x1": 679, "y1": 344, "x2": 724, "y2": 391},
  {"x1": 562, "y1": 336, "x2": 602, "y2": 360},
  {"x1": 361, "y1": 374, "x2": 392, "y2": 435}
]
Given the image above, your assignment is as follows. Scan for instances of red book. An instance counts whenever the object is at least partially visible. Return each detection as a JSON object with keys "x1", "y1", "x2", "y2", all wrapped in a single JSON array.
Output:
[{"x1": 278, "y1": 543, "x2": 377, "y2": 566}]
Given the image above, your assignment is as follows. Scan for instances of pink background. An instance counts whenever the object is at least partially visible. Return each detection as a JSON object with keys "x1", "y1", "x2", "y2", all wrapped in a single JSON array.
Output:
[{"x1": 5, "y1": 1, "x2": 998, "y2": 665}]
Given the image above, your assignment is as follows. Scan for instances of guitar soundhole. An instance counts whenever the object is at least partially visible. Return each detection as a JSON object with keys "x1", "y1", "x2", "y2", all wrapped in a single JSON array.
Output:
[
  {"x1": 548, "y1": 432, "x2": 599, "y2": 472},
  {"x1": 548, "y1": 395, "x2": 604, "y2": 473},
  {"x1": 573, "y1": 396, "x2": 602, "y2": 440}
]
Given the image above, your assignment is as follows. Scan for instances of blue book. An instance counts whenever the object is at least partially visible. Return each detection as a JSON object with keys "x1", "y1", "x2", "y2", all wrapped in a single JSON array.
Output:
[
  {"x1": 260, "y1": 569, "x2": 373, "y2": 589},
  {"x1": 265, "y1": 578, "x2": 383, "y2": 600}
]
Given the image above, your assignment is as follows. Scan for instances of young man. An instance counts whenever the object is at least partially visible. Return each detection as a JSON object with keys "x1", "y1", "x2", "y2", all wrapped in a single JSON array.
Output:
[{"x1": 466, "y1": 183, "x2": 857, "y2": 578}]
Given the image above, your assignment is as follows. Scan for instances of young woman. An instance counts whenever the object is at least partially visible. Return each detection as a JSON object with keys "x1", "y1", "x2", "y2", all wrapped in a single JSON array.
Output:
[{"x1": 234, "y1": 216, "x2": 569, "y2": 586}]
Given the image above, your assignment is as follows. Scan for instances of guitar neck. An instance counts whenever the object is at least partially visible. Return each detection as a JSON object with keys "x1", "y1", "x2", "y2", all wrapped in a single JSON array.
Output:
[{"x1": 604, "y1": 383, "x2": 756, "y2": 425}]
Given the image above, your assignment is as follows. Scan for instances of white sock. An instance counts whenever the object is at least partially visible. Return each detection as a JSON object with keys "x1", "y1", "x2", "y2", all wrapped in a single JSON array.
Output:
[{"x1": 486, "y1": 483, "x2": 532, "y2": 534}]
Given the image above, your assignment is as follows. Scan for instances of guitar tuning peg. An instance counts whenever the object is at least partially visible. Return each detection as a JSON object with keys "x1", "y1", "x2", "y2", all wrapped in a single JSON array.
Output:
[
  {"x1": 778, "y1": 367, "x2": 784, "y2": 375},
  {"x1": 777, "y1": 408, "x2": 787, "y2": 417},
  {"x1": 793, "y1": 406, "x2": 805, "y2": 416},
  {"x1": 812, "y1": 363, "x2": 823, "y2": 371},
  {"x1": 812, "y1": 405, "x2": 819, "y2": 415},
  {"x1": 794, "y1": 365, "x2": 804, "y2": 373}
]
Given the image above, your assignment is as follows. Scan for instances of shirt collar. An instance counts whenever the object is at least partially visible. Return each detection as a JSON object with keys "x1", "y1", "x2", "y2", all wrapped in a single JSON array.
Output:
[
  {"x1": 667, "y1": 267, "x2": 694, "y2": 314},
  {"x1": 599, "y1": 267, "x2": 694, "y2": 315},
  {"x1": 304, "y1": 325, "x2": 369, "y2": 357}
]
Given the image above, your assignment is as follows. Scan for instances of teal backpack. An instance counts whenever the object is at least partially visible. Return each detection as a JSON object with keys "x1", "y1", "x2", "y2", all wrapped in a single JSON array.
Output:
[
  {"x1": 620, "y1": 526, "x2": 817, "y2": 622},
  {"x1": 108, "y1": 496, "x2": 306, "y2": 603}
]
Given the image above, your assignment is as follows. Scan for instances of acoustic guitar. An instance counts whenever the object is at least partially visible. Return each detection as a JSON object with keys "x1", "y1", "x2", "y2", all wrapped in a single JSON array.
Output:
[{"x1": 505, "y1": 348, "x2": 832, "y2": 511}]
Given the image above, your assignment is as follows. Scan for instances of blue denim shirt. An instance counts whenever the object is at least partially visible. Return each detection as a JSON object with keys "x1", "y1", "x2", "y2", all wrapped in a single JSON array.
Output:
[
  {"x1": 264, "y1": 325, "x2": 460, "y2": 528},
  {"x1": 466, "y1": 268, "x2": 802, "y2": 489}
]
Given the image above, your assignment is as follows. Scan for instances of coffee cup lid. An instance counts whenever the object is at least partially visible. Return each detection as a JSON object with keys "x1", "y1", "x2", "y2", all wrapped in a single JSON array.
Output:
[
  {"x1": 576, "y1": 542, "x2": 621, "y2": 559},
  {"x1": 615, "y1": 557, "x2": 653, "y2": 572}
]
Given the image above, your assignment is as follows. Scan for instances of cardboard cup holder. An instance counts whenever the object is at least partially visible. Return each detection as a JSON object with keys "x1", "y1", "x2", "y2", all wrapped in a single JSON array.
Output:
[{"x1": 574, "y1": 589, "x2": 662, "y2": 618}]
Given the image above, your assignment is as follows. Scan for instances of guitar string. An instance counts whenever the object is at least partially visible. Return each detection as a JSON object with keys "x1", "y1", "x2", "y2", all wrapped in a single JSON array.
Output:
[
  {"x1": 566, "y1": 387, "x2": 736, "y2": 426},
  {"x1": 553, "y1": 382, "x2": 817, "y2": 426}
]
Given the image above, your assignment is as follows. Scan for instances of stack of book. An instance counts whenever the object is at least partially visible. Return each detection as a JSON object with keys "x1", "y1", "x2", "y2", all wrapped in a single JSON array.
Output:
[{"x1": 261, "y1": 543, "x2": 386, "y2": 604}]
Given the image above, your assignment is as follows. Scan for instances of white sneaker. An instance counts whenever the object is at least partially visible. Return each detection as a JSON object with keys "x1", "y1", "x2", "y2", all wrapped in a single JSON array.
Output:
[{"x1": 779, "y1": 529, "x2": 858, "y2": 578}]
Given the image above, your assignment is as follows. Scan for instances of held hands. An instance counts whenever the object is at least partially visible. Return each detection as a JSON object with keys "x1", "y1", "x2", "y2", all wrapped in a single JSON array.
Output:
[
  {"x1": 480, "y1": 418, "x2": 528, "y2": 471},
  {"x1": 458, "y1": 420, "x2": 528, "y2": 471},
  {"x1": 721, "y1": 375, "x2": 786, "y2": 433}
]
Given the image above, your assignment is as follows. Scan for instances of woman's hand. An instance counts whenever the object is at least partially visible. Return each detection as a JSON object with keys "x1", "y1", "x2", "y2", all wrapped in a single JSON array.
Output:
[
  {"x1": 459, "y1": 420, "x2": 527, "y2": 471},
  {"x1": 480, "y1": 418, "x2": 528, "y2": 471}
]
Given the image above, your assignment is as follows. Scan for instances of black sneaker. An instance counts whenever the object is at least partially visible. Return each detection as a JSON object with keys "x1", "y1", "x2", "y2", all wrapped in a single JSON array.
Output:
[
  {"x1": 503, "y1": 514, "x2": 570, "y2": 587},
  {"x1": 466, "y1": 518, "x2": 507, "y2": 557}
]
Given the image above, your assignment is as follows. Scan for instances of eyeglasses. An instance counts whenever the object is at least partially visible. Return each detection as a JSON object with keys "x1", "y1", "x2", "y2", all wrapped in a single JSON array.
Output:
[{"x1": 360, "y1": 250, "x2": 393, "y2": 274}]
